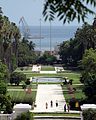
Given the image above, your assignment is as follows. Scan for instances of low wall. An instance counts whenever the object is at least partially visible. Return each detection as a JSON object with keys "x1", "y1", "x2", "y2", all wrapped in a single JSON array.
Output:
[
  {"x1": 40, "y1": 71, "x2": 57, "y2": 74},
  {"x1": 0, "y1": 112, "x2": 14, "y2": 120}
]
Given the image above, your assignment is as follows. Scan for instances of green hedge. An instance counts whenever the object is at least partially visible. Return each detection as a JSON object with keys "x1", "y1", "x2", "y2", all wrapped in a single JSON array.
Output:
[{"x1": 83, "y1": 109, "x2": 96, "y2": 120}]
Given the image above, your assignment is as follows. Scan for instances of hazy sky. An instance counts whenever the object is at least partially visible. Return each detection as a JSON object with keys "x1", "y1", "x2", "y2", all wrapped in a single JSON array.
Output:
[{"x1": 0, "y1": 0, "x2": 95, "y2": 26}]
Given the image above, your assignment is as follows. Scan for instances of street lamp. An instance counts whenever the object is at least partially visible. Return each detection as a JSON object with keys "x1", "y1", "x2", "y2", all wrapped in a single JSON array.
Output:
[
  {"x1": 49, "y1": 19, "x2": 52, "y2": 54},
  {"x1": 39, "y1": 18, "x2": 41, "y2": 53},
  {"x1": 36, "y1": 78, "x2": 38, "y2": 86}
]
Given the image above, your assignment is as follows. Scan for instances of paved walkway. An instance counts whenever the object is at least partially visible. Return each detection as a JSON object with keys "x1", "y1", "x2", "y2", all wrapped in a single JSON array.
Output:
[{"x1": 33, "y1": 84, "x2": 66, "y2": 112}]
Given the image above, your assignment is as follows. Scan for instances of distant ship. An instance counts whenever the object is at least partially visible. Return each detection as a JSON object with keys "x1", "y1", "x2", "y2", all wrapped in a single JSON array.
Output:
[
  {"x1": 21, "y1": 34, "x2": 44, "y2": 40},
  {"x1": 27, "y1": 35, "x2": 44, "y2": 39}
]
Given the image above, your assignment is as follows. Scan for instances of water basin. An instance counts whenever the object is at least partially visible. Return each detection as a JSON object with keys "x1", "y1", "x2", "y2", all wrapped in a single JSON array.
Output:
[{"x1": 32, "y1": 77, "x2": 61, "y2": 83}]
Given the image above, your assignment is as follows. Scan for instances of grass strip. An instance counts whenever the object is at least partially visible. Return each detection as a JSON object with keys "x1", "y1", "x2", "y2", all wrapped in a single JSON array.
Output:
[
  {"x1": 62, "y1": 85, "x2": 86, "y2": 102},
  {"x1": 33, "y1": 112, "x2": 80, "y2": 117},
  {"x1": 41, "y1": 65, "x2": 55, "y2": 71}
]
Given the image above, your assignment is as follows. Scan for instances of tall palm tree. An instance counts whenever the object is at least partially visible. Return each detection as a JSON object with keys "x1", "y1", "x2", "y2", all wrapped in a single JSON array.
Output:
[{"x1": 13, "y1": 23, "x2": 21, "y2": 66}]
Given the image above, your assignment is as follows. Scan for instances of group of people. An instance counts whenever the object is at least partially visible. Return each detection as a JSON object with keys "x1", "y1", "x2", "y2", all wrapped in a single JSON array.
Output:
[
  {"x1": 45, "y1": 100, "x2": 58, "y2": 109},
  {"x1": 45, "y1": 100, "x2": 70, "y2": 112}
]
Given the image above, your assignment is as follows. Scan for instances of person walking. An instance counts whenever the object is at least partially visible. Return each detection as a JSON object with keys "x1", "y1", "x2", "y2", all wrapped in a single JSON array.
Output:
[
  {"x1": 50, "y1": 100, "x2": 53, "y2": 107},
  {"x1": 64, "y1": 104, "x2": 66, "y2": 112},
  {"x1": 67, "y1": 104, "x2": 70, "y2": 112},
  {"x1": 56, "y1": 100, "x2": 58, "y2": 107},
  {"x1": 46, "y1": 102, "x2": 48, "y2": 109}
]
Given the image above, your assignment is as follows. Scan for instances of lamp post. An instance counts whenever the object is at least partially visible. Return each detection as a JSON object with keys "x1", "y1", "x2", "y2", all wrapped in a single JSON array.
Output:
[
  {"x1": 49, "y1": 19, "x2": 52, "y2": 54},
  {"x1": 39, "y1": 18, "x2": 41, "y2": 53},
  {"x1": 36, "y1": 78, "x2": 38, "y2": 86}
]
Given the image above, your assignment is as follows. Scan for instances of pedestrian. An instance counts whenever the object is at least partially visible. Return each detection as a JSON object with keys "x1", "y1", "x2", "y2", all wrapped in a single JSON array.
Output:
[
  {"x1": 56, "y1": 100, "x2": 58, "y2": 107},
  {"x1": 50, "y1": 100, "x2": 53, "y2": 107},
  {"x1": 64, "y1": 104, "x2": 66, "y2": 112},
  {"x1": 46, "y1": 102, "x2": 48, "y2": 109},
  {"x1": 67, "y1": 104, "x2": 70, "y2": 112}
]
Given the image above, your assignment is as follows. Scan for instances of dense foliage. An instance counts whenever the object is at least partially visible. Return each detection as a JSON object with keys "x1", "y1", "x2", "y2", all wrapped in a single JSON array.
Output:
[
  {"x1": 37, "y1": 51, "x2": 57, "y2": 65},
  {"x1": 15, "y1": 112, "x2": 33, "y2": 120},
  {"x1": 10, "y1": 72, "x2": 26, "y2": 85},
  {"x1": 43, "y1": 0, "x2": 96, "y2": 23},
  {"x1": 0, "y1": 82, "x2": 7, "y2": 94},
  {"x1": 0, "y1": 61, "x2": 12, "y2": 113},
  {"x1": 83, "y1": 109, "x2": 96, "y2": 120},
  {"x1": 0, "y1": 60, "x2": 9, "y2": 82},
  {"x1": 18, "y1": 38, "x2": 37, "y2": 67},
  {"x1": 80, "y1": 49, "x2": 96, "y2": 103},
  {"x1": 59, "y1": 23, "x2": 96, "y2": 67},
  {"x1": 0, "y1": 9, "x2": 21, "y2": 71}
]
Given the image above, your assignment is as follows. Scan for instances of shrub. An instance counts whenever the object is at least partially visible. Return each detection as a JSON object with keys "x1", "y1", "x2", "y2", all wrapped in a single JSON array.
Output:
[
  {"x1": 11, "y1": 95, "x2": 33, "y2": 105},
  {"x1": 10, "y1": 72, "x2": 26, "y2": 85},
  {"x1": 25, "y1": 78, "x2": 30, "y2": 85},
  {"x1": 20, "y1": 67, "x2": 24, "y2": 71},
  {"x1": 83, "y1": 109, "x2": 96, "y2": 120},
  {"x1": 22, "y1": 84, "x2": 27, "y2": 89},
  {"x1": 0, "y1": 82, "x2": 7, "y2": 95},
  {"x1": 15, "y1": 112, "x2": 33, "y2": 120}
]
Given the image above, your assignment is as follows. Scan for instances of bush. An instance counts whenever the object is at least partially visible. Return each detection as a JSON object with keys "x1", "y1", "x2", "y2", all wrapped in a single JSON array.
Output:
[
  {"x1": 20, "y1": 67, "x2": 24, "y2": 71},
  {"x1": 0, "y1": 82, "x2": 7, "y2": 95},
  {"x1": 22, "y1": 84, "x2": 27, "y2": 89},
  {"x1": 25, "y1": 79, "x2": 30, "y2": 85},
  {"x1": 11, "y1": 96, "x2": 33, "y2": 105},
  {"x1": 15, "y1": 112, "x2": 33, "y2": 120},
  {"x1": 10, "y1": 72, "x2": 26, "y2": 85},
  {"x1": 83, "y1": 109, "x2": 96, "y2": 120}
]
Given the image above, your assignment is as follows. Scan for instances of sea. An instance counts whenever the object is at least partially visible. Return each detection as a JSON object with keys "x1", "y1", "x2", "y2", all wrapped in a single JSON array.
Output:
[{"x1": 21, "y1": 26, "x2": 79, "y2": 51}]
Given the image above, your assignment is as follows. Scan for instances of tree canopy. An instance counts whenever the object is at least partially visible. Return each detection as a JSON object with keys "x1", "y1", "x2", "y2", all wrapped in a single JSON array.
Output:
[
  {"x1": 0, "y1": 10, "x2": 21, "y2": 71},
  {"x1": 59, "y1": 23, "x2": 96, "y2": 67},
  {"x1": 37, "y1": 51, "x2": 57, "y2": 65},
  {"x1": 80, "y1": 49, "x2": 96, "y2": 103},
  {"x1": 10, "y1": 72, "x2": 26, "y2": 85},
  {"x1": 0, "y1": 61, "x2": 12, "y2": 113},
  {"x1": 43, "y1": 0, "x2": 96, "y2": 23},
  {"x1": 0, "y1": 60, "x2": 9, "y2": 82},
  {"x1": 18, "y1": 38, "x2": 37, "y2": 67}
]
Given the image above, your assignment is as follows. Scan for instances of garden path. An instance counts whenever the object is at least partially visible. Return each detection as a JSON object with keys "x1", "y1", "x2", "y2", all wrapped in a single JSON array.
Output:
[{"x1": 33, "y1": 84, "x2": 67, "y2": 112}]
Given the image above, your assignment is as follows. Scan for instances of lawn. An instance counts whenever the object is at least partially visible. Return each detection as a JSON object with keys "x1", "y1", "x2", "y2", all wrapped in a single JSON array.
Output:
[
  {"x1": 62, "y1": 85, "x2": 86, "y2": 102},
  {"x1": 7, "y1": 90, "x2": 36, "y2": 104},
  {"x1": 41, "y1": 65, "x2": 55, "y2": 71},
  {"x1": 7, "y1": 83, "x2": 37, "y2": 105},
  {"x1": 8, "y1": 85, "x2": 22, "y2": 89},
  {"x1": 14, "y1": 66, "x2": 32, "y2": 73},
  {"x1": 8, "y1": 84, "x2": 37, "y2": 90}
]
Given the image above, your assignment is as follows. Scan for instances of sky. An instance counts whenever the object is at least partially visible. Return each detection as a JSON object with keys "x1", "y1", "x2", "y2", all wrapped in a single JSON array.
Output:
[{"x1": 0, "y1": 0, "x2": 95, "y2": 26}]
